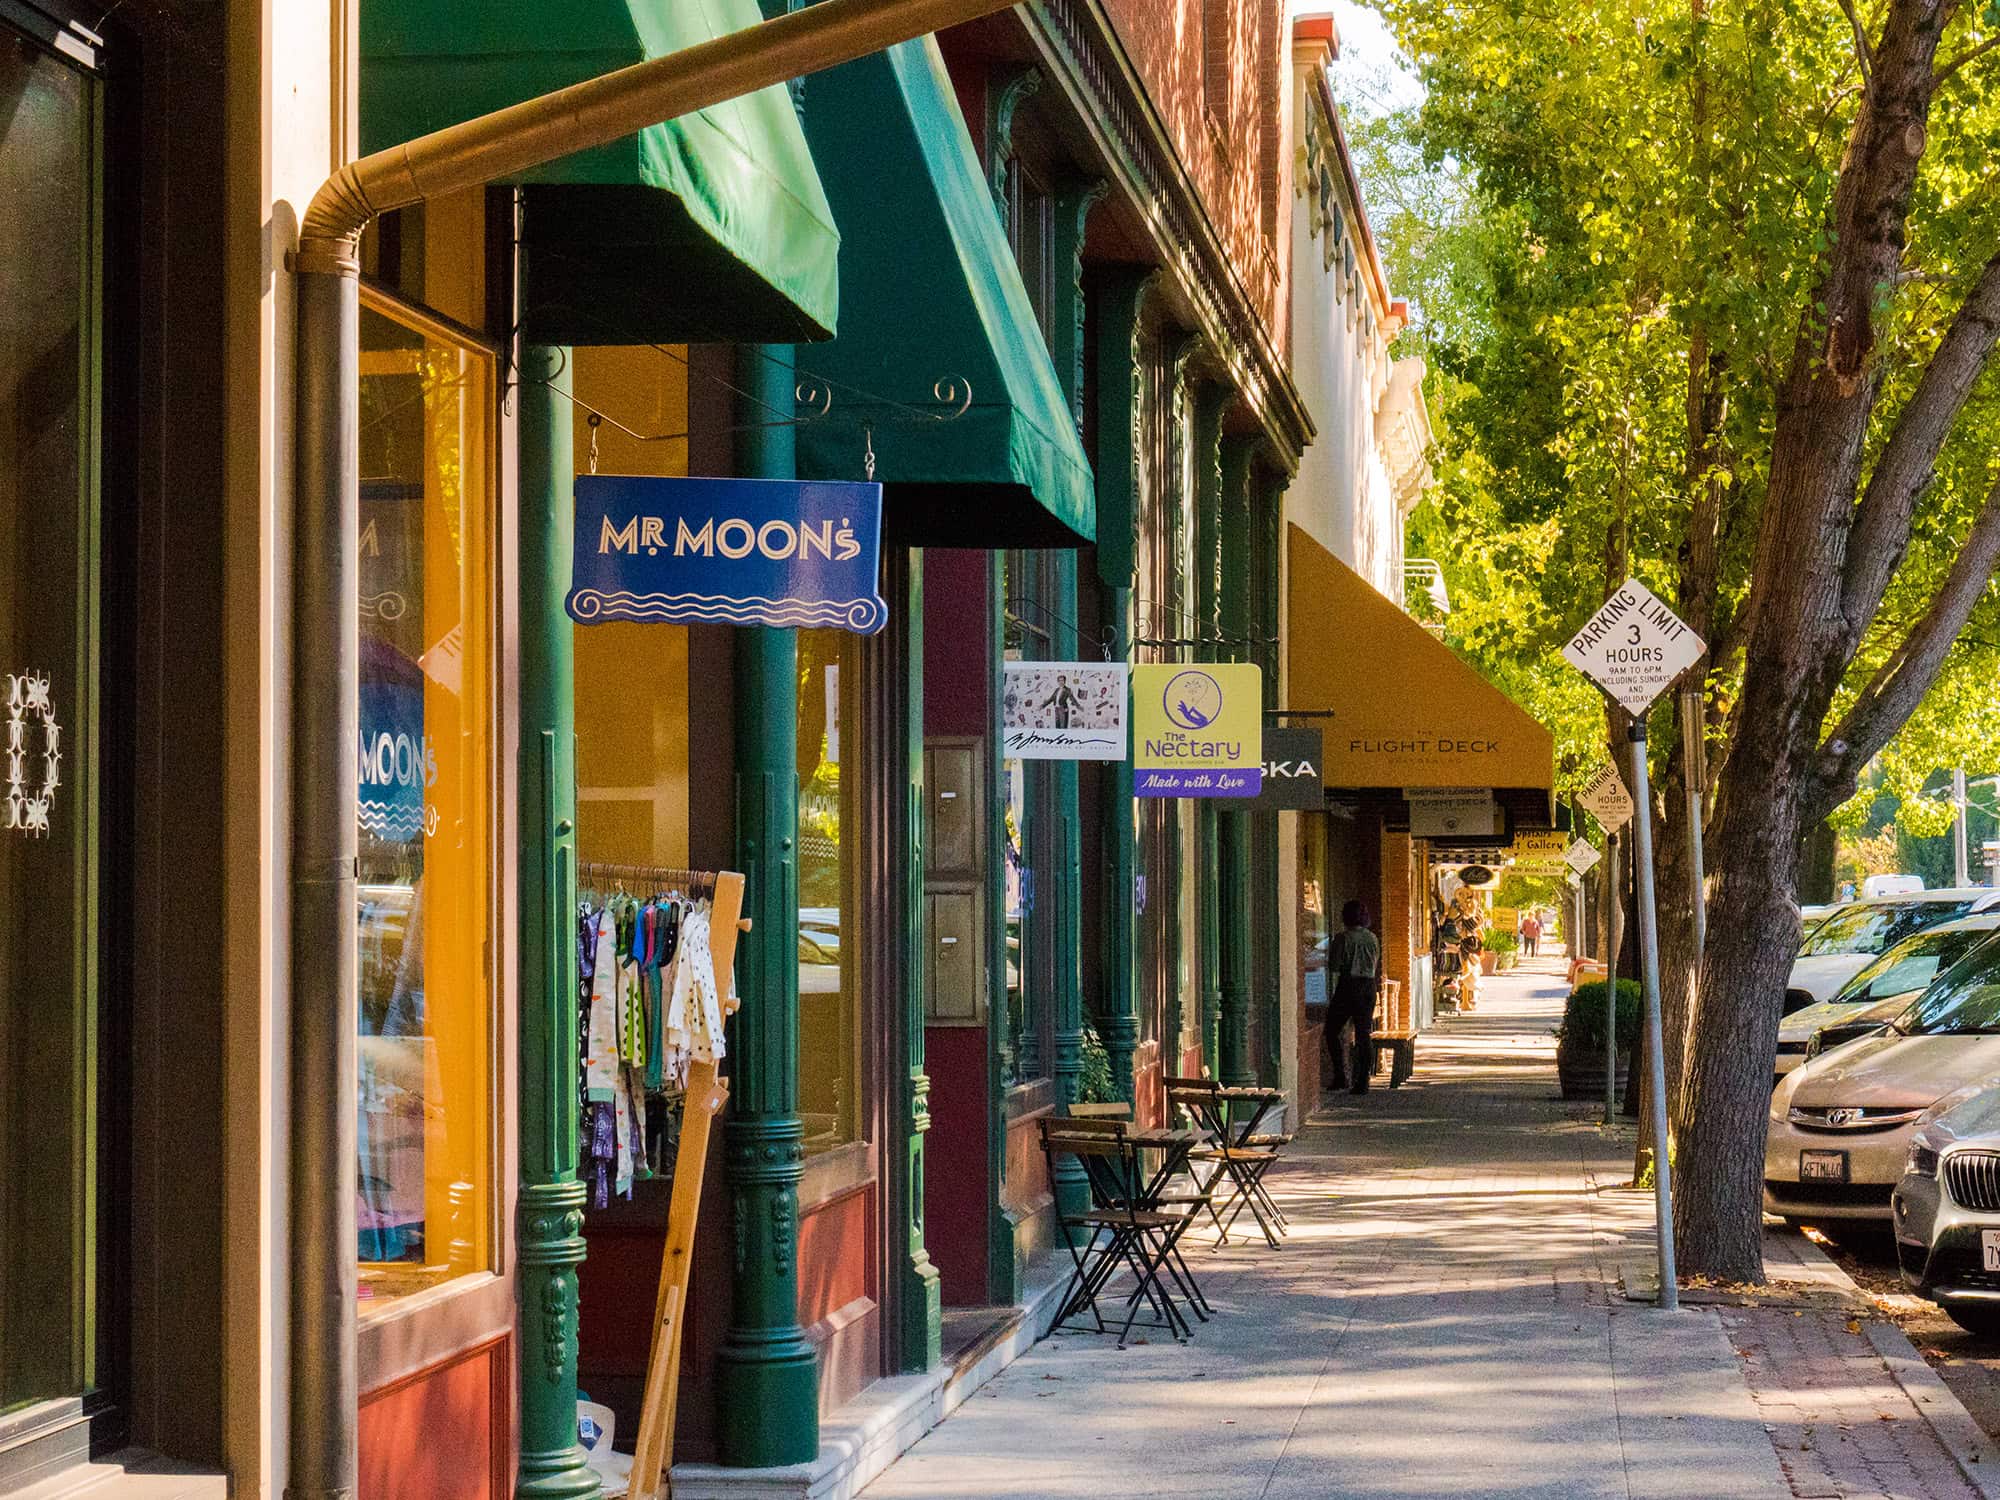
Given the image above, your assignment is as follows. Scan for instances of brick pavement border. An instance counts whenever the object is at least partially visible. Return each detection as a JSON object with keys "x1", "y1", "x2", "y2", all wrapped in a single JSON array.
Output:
[{"x1": 1781, "y1": 1228, "x2": 2000, "y2": 1500}]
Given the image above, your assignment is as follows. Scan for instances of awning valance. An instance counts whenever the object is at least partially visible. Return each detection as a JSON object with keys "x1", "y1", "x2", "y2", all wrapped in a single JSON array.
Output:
[
  {"x1": 1287, "y1": 524, "x2": 1554, "y2": 812},
  {"x1": 360, "y1": 0, "x2": 839, "y2": 344},
  {"x1": 793, "y1": 38, "x2": 1095, "y2": 547}
]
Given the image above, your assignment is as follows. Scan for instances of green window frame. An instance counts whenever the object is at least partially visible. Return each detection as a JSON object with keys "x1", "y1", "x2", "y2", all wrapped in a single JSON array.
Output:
[{"x1": 0, "y1": 0, "x2": 112, "y2": 1480}]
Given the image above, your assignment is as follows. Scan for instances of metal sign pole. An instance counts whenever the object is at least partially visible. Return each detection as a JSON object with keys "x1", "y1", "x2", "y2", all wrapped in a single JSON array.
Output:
[
  {"x1": 1680, "y1": 685, "x2": 1707, "y2": 965},
  {"x1": 1604, "y1": 833, "x2": 1620, "y2": 1127},
  {"x1": 1628, "y1": 720, "x2": 1679, "y2": 1311}
]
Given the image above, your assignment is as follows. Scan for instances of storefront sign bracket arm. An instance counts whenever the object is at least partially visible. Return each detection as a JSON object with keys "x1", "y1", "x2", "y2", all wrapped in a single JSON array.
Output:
[{"x1": 286, "y1": 3, "x2": 1023, "y2": 1497}]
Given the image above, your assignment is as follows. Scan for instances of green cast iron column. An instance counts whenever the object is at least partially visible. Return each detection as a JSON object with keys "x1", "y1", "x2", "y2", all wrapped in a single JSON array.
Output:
[
  {"x1": 516, "y1": 345, "x2": 599, "y2": 1500},
  {"x1": 1193, "y1": 381, "x2": 1229, "y2": 1076},
  {"x1": 1046, "y1": 178, "x2": 1103, "y2": 1220},
  {"x1": 1216, "y1": 437, "x2": 1257, "y2": 1086},
  {"x1": 1091, "y1": 272, "x2": 1154, "y2": 1101},
  {"x1": 895, "y1": 547, "x2": 944, "y2": 1370},
  {"x1": 716, "y1": 343, "x2": 820, "y2": 1466},
  {"x1": 1255, "y1": 471, "x2": 1286, "y2": 1085}
]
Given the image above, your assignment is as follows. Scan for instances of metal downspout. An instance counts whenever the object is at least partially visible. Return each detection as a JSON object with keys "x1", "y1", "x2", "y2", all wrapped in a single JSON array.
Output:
[
  {"x1": 290, "y1": 247, "x2": 361, "y2": 1500},
  {"x1": 284, "y1": 3, "x2": 1022, "y2": 1496}
]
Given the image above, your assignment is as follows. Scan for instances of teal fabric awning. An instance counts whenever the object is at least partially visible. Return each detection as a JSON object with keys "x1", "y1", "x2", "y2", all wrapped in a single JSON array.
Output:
[
  {"x1": 795, "y1": 39, "x2": 1094, "y2": 547},
  {"x1": 361, "y1": 0, "x2": 839, "y2": 344}
]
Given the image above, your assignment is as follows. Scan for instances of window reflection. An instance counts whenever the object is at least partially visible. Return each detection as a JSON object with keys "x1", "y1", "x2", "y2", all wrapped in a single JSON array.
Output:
[
  {"x1": 354, "y1": 297, "x2": 494, "y2": 1306},
  {"x1": 798, "y1": 629, "x2": 859, "y2": 1155}
]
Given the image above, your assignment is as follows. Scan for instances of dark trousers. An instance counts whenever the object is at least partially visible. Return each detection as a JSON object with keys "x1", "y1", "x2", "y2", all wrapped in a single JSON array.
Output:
[{"x1": 1331, "y1": 974, "x2": 1378, "y2": 1094}]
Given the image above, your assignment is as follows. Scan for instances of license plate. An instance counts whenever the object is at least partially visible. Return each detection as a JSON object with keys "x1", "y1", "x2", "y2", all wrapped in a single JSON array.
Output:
[
  {"x1": 1800, "y1": 1150, "x2": 1849, "y2": 1182},
  {"x1": 1984, "y1": 1230, "x2": 2000, "y2": 1273}
]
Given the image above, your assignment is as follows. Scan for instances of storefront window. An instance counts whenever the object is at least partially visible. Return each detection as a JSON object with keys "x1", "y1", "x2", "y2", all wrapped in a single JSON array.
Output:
[
  {"x1": 1003, "y1": 551, "x2": 1053, "y2": 1086},
  {"x1": 355, "y1": 294, "x2": 496, "y2": 1307},
  {"x1": 0, "y1": 20, "x2": 100, "y2": 1416},
  {"x1": 799, "y1": 628, "x2": 860, "y2": 1155},
  {"x1": 1301, "y1": 814, "x2": 1332, "y2": 1012}
]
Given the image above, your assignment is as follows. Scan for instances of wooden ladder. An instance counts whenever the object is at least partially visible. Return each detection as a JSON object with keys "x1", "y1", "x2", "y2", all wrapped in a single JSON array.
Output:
[{"x1": 626, "y1": 870, "x2": 746, "y2": 1500}]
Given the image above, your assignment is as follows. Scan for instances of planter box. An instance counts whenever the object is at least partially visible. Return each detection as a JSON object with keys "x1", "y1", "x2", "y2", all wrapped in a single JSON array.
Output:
[
  {"x1": 1479, "y1": 951, "x2": 1498, "y2": 976},
  {"x1": 1556, "y1": 1036, "x2": 1629, "y2": 1102}
]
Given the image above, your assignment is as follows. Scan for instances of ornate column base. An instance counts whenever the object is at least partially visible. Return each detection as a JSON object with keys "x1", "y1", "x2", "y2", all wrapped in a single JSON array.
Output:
[
  {"x1": 717, "y1": 1116, "x2": 819, "y2": 1468},
  {"x1": 516, "y1": 1180, "x2": 598, "y2": 1500}
]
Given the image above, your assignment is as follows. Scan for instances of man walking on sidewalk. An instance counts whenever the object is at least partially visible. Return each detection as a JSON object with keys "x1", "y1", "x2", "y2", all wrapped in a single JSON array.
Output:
[
  {"x1": 1327, "y1": 900, "x2": 1381, "y2": 1095},
  {"x1": 1520, "y1": 911, "x2": 1541, "y2": 958}
]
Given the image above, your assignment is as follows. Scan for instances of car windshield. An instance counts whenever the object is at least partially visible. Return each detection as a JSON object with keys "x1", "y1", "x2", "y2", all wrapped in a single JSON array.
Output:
[
  {"x1": 1901, "y1": 934, "x2": 2000, "y2": 1035},
  {"x1": 1829, "y1": 927, "x2": 1992, "y2": 1004},
  {"x1": 1796, "y1": 900, "x2": 1976, "y2": 958}
]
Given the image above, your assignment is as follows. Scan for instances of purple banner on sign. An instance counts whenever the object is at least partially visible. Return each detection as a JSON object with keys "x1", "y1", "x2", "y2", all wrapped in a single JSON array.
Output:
[{"x1": 1135, "y1": 767, "x2": 1262, "y2": 797}]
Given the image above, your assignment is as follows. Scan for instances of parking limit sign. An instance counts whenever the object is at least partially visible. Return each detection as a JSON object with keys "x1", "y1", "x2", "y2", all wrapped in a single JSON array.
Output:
[{"x1": 1562, "y1": 578, "x2": 1705, "y2": 715}]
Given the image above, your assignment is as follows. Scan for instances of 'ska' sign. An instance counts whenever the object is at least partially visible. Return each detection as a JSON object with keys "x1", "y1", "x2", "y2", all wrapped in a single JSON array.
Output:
[
  {"x1": 1132, "y1": 663, "x2": 1262, "y2": 798},
  {"x1": 1561, "y1": 577, "x2": 1705, "y2": 714},
  {"x1": 568, "y1": 474, "x2": 889, "y2": 634}
]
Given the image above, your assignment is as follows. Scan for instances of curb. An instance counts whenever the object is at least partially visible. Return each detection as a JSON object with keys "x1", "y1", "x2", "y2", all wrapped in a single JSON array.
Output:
[{"x1": 1780, "y1": 1227, "x2": 2000, "y2": 1500}]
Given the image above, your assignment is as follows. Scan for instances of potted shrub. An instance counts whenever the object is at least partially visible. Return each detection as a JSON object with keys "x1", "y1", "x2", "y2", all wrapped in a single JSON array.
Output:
[
  {"x1": 1553, "y1": 979, "x2": 1640, "y2": 1101},
  {"x1": 1486, "y1": 929, "x2": 1520, "y2": 971}
]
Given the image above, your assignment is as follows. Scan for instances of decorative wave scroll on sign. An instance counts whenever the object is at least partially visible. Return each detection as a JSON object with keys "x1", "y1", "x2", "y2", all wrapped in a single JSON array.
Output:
[{"x1": 566, "y1": 589, "x2": 888, "y2": 633}]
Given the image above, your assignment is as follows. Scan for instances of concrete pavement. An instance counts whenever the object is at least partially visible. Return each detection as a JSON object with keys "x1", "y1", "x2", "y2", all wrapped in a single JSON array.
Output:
[
  {"x1": 859, "y1": 959, "x2": 1990, "y2": 1499},
  {"x1": 862, "y1": 961, "x2": 1786, "y2": 1498}
]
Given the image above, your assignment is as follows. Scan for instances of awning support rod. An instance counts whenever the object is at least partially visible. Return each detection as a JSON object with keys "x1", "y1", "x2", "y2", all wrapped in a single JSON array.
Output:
[{"x1": 287, "y1": 6, "x2": 1019, "y2": 1499}]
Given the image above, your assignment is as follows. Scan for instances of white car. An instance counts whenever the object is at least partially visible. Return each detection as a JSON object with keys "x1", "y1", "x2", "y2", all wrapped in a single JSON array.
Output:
[
  {"x1": 1766, "y1": 929, "x2": 2000, "y2": 1225},
  {"x1": 1774, "y1": 914, "x2": 2000, "y2": 1080},
  {"x1": 1784, "y1": 890, "x2": 2000, "y2": 1012}
]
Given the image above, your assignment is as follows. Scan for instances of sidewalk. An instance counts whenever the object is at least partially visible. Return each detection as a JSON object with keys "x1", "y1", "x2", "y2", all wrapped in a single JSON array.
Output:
[{"x1": 857, "y1": 961, "x2": 1990, "y2": 1500}]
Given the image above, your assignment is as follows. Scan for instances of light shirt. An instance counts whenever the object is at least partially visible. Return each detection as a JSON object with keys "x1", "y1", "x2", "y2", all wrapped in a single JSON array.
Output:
[{"x1": 1330, "y1": 926, "x2": 1380, "y2": 980}]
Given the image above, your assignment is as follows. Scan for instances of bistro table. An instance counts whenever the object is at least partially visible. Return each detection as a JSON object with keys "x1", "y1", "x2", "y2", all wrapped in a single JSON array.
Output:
[{"x1": 1167, "y1": 1081, "x2": 1289, "y2": 1248}]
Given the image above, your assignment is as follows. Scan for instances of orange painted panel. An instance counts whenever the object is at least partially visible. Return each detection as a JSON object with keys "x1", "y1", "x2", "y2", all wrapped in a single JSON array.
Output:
[
  {"x1": 358, "y1": 1334, "x2": 508, "y2": 1500},
  {"x1": 1002, "y1": 1111, "x2": 1051, "y2": 1216},
  {"x1": 797, "y1": 1182, "x2": 876, "y2": 1330}
]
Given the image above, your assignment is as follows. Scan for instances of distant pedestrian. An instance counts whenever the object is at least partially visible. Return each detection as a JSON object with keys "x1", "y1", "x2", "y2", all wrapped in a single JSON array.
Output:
[
  {"x1": 1520, "y1": 912, "x2": 1541, "y2": 958},
  {"x1": 1327, "y1": 900, "x2": 1381, "y2": 1095}
]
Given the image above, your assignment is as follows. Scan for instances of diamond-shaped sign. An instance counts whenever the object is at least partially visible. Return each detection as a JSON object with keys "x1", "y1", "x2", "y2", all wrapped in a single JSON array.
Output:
[
  {"x1": 1564, "y1": 839, "x2": 1602, "y2": 876},
  {"x1": 1562, "y1": 578, "x2": 1706, "y2": 714},
  {"x1": 1578, "y1": 763, "x2": 1634, "y2": 832}
]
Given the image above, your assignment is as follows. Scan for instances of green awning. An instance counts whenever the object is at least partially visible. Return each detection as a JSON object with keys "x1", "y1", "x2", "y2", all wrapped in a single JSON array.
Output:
[
  {"x1": 795, "y1": 39, "x2": 1094, "y2": 547},
  {"x1": 360, "y1": 0, "x2": 839, "y2": 344}
]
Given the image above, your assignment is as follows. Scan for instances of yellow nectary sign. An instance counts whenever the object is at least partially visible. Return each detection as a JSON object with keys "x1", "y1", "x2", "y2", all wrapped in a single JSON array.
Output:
[{"x1": 1132, "y1": 663, "x2": 1263, "y2": 798}]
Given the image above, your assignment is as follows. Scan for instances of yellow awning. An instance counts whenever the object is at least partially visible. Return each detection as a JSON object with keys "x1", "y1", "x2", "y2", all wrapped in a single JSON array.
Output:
[{"x1": 1287, "y1": 524, "x2": 1554, "y2": 805}]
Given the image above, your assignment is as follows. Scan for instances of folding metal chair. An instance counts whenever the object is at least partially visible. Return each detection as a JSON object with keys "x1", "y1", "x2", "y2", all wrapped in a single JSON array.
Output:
[{"x1": 1038, "y1": 1123, "x2": 1195, "y2": 1346}]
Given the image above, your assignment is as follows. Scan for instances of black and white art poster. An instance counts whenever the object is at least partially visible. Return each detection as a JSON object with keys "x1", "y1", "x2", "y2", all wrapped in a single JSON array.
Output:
[{"x1": 1001, "y1": 662, "x2": 1128, "y2": 760}]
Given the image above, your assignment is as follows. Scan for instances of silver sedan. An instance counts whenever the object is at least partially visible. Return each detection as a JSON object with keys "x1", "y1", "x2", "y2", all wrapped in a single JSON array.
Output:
[{"x1": 1892, "y1": 1082, "x2": 2000, "y2": 1336}]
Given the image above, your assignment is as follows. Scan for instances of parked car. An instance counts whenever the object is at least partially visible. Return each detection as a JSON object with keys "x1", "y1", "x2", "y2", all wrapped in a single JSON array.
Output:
[
  {"x1": 1774, "y1": 914, "x2": 2000, "y2": 1081},
  {"x1": 1766, "y1": 927, "x2": 2000, "y2": 1226},
  {"x1": 1783, "y1": 889, "x2": 2000, "y2": 1012},
  {"x1": 1863, "y1": 874, "x2": 1928, "y2": 898},
  {"x1": 1892, "y1": 1082, "x2": 2000, "y2": 1334}
]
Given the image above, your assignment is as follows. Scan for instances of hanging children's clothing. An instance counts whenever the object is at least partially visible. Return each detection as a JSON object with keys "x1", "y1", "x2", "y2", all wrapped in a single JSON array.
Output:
[{"x1": 575, "y1": 880, "x2": 727, "y2": 1210}]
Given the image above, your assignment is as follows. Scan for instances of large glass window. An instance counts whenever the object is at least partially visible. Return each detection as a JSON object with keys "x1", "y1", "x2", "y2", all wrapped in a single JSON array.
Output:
[
  {"x1": 1003, "y1": 550, "x2": 1053, "y2": 1086},
  {"x1": 0, "y1": 19, "x2": 101, "y2": 1418},
  {"x1": 355, "y1": 294, "x2": 496, "y2": 1307},
  {"x1": 798, "y1": 629, "x2": 861, "y2": 1155}
]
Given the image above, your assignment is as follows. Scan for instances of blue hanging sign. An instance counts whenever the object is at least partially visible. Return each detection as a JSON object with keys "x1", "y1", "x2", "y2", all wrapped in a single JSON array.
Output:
[{"x1": 567, "y1": 474, "x2": 889, "y2": 634}]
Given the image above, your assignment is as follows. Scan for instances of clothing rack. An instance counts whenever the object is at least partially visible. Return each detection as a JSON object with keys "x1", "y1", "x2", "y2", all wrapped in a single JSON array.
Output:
[
  {"x1": 609, "y1": 864, "x2": 748, "y2": 1500},
  {"x1": 577, "y1": 860, "x2": 720, "y2": 898}
]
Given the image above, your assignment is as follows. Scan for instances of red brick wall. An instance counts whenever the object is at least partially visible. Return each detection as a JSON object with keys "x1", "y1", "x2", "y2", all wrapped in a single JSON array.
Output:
[{"x1": 1100, "y1": 0, "x2": 1287, "y2": 351}]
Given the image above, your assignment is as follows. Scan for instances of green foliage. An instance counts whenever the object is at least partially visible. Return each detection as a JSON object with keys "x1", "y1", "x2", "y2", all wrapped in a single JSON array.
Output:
[
  {"x1": 1076, "y1": 1022, "x2": 1115, "y2": 1105},
  {"x1": 1556, "y1": 979, "x2": 1642, "y2": 1056},
  {"x1": 1486, "y1": 928, "x2": 1520, "y2": 956},
  {"x1": 1349, "y1": 0, "x2": 2000, "y2": 814}
]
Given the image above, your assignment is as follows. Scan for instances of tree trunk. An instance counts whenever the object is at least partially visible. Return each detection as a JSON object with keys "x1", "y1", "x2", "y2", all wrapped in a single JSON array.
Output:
[{"x1": 1675, "y1": 771, "x2": 1804, "y2": 1279}]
